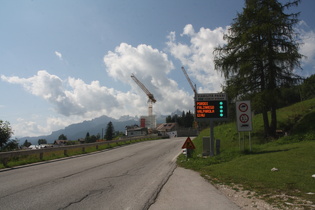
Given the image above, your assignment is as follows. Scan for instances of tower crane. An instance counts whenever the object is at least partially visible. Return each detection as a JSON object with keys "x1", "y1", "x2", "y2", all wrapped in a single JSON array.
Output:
[
  {"x1": 181, "y1": 66, "x2": 198, "y2": 129},
  {"x1": 131, "y1": 73, "x2": 156, "y2": 129},
  {"x1": 181, "y1": 66, "x2": 197, "y2": 95}
]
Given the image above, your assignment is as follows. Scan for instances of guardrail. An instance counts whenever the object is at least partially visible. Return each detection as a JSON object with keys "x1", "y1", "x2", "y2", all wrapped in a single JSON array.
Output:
[{"x1": 0, "y1": 136, "x2": 159, "y2": 167}]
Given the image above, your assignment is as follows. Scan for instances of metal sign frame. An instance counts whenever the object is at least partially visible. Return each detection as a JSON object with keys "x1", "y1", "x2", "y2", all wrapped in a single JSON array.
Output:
[
  {"x1": 195, "y1": 93, "x2": 228, "y2": 121},
  {"x1": 236, "y1": 101, "x2": 253, "y2": 132},
  {"x1": 194, "y1": 93, "x2": 228, "y2": 157}
]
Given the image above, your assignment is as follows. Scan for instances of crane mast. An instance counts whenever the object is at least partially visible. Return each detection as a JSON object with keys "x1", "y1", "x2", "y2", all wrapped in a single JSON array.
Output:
[{"x1": 131, "y1": 74, "x2": 156, "y2": 129}]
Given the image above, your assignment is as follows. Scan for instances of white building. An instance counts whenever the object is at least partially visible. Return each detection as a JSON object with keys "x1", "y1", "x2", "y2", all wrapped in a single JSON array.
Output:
[
  {"x1": 156, "y1": 123, "x2": 178, "y2": 137},
  {"x1": 125, "y1": 125, "x2": 148, "y2": 137}
]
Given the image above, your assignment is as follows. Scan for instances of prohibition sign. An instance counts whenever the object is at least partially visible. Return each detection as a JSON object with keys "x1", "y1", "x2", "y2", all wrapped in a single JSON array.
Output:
[
  {"x1": 238, "y1": 103, "x2": 248, "y2": 112},
  {"x1": 239, "y1": 114, "x2": 249, "y2": 123}
]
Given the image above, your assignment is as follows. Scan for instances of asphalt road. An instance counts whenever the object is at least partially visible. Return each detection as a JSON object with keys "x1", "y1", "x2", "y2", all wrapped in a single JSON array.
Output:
[
  {"x1": 0, "y1": 137, "x2": 240, "y2": 210},
  {"x1": 0, "y1": 138, "x2": 184, "y2": 210}
]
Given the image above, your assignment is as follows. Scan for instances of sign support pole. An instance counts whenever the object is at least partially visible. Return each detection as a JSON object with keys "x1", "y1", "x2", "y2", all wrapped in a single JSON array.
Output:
[
  {"x1": 238, "y1": 132, "x2": 241, "y2": 150},
  {"x1": 249, "y1": 132, "x2": 252, "y2": 152},
  {"x1": 243, "y1": 132, "x2": 245, "y2": 151},
  {"x1": 210, "y1": 119, "x2": 214, "y2": 157}
]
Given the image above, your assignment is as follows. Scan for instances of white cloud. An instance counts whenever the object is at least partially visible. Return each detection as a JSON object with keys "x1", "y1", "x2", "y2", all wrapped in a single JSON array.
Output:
[
  {"x1": 104, "y1": 43, "x2": 174, "y2": 82},
  {"x1": 182, "y1": 24, "x2": 195, "y2": 36},
  {"x1": 2, "y1": 26, "x2": 234, "y2": 137},
  {"x1": 13, "y1": 118, "x2": 50, "y2": 137},
  {"x1": 104, "y1": 43, "x2": 193, "y2": 114},
  {"x1": 297, "y1": 21, "x2": 315, "y2": 76},
  {"x1": 55, "y1": 51, "x2": 63, "y2": 60},
  {"x1": 301, "y1": 31, "x2": 315, "y2": 62},
  {"x1": 2, "y1": 42, "x2": 195, "y2": 136},
  {"x1": 167, "y1": 23, "x2": 315, "y2": 91},
  {"x1": 12, "y1": 116, "x2": 84, "y2": 137},
  {"x1": 167, "y1": 24, "x2": 228, "y2": 92},
  {"x1": 1, "y1": 71, "x2": 121, "y2": 117}
]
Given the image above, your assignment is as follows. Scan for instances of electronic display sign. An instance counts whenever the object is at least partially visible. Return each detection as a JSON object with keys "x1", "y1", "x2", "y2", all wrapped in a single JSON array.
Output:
[{"x1": 195, "y1": 100, "x2": 228, "y2": 119}]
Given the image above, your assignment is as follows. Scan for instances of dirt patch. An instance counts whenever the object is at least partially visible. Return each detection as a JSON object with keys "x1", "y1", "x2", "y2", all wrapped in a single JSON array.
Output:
[
  {"x1": 215, "y1": 183, "x2": 278, "y2": 209},
  {"x1": 204, "y1": 175, "x2": 315, "y2": 209}
]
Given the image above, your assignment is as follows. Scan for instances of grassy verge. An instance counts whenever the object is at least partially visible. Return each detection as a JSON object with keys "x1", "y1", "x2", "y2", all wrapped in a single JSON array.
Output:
[
  {"x1": 178, "y1": 98, "x2": 315, "y2": 208},
  {"x1": 0, "y1": 137, "x2": 159, "y2": 169}
]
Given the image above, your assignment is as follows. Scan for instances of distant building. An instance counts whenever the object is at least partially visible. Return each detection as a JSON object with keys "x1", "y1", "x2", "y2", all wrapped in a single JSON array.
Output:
[
  {"x1": 54, "y1": 140, "x2": 68, "y2": 145},
  {"x1": 156, "y1": 123, "x2": 178, "y2": 138},
  {"x1": 78, "y1": 138, "x2": 85, "y2": 144},
  {"x1": 125, "y1": 125, "x2": 148, "y2": 137}
]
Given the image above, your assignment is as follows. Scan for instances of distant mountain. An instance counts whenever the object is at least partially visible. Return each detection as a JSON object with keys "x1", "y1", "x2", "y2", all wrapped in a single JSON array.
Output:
[
  {"x1": 19, "y1": 114, "x2": 168, "y2": 145},
  {"x1": 19, "y1": 115, "x2": 138, "y2": 144},
  {"x1": 171, "y1": 109, "x2": 183, "y2": 116}
]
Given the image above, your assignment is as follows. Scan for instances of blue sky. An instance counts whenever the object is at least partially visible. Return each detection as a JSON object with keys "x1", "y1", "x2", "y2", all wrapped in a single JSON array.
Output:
[{"x1": 1, "y1": 0, "x2": 315, "y2": 137}]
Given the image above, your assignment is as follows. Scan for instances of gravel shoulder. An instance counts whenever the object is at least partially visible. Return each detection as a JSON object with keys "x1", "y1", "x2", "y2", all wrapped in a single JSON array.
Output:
[
  {"x1": 151, "y1": 165, "x2": 315, "y2": 210},
  {"x1": 212, "y1": 182, "x2": 278, "y2": 209},
  {"x1": 210, "y1": 177, "x2": 315, "y2": 209}
]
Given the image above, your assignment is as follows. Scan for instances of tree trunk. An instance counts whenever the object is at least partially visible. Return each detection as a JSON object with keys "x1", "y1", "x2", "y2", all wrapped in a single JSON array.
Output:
[
  {"x1": 267, "y1": 29, "x2": 277, "y2": 138},
  {"x1": 270, "y1": 106, "x2": 277, "y2": 137},
  {"x1": 262, "y1": 109, "x2": 270, "y2": 139}
]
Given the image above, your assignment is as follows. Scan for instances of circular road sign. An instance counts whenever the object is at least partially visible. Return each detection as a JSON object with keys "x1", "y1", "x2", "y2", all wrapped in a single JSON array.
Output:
[
  {"x1": 238, "y1": 103, "x2": 248, "y2": 112},
  {"x1": 239, "y1": 114, "x2": 249, "y2": 123}
]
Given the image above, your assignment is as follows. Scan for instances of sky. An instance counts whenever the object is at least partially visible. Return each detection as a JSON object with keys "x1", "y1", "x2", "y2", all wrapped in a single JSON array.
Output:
[{"x1": 1, "y1": 0, "x2": 315, "y2": 138}]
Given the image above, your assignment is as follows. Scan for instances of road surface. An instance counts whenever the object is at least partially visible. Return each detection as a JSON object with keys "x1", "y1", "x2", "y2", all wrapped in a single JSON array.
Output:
[
  {"x1": 0, "y1": 137, "x2": 240, "y2": 210},
  {"x1": 0, "y1": 138, "x2": 184, "y2": 210}
]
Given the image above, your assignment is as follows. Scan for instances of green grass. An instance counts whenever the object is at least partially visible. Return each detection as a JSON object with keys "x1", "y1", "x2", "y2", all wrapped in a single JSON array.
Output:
[{"x1": 178, "y1": 98, "x2": 315, "y2": 208}]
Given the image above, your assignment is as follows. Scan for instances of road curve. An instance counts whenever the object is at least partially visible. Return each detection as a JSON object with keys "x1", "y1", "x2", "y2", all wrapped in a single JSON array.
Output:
[{"x1": 0, "y1": 138, "x2": 185, "y2": 210}]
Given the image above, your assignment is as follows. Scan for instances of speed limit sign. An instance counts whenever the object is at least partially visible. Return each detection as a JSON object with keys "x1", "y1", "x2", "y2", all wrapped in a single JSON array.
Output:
[
  {"x1": 239, "y1": 114, "x2": 249, "y2": 123},
  {"x1": 236, "y1": 101, "x2": 252, "y2": 131}
]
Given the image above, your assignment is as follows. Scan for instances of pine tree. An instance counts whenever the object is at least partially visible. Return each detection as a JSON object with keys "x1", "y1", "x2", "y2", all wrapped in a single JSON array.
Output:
[
  {"x1": 38, "y1": 139, "x2": 47, "y2": 145},
  {"x1": 58, "y1": 134, "x2": 67, "y2": 140},
  {"x1": 214, "y1": 0, "x2": 303, "y2": 138},
  {"x1": 85, "y1": 132, "x2": 90, "y2": 143},
  {"x1": 23, "y1": 140, "x2": 31, "y2": 147},
  {"x1": 105, "y1": 122, "x2": 114, "y2": 141},
  {"x1": 165, "y1": 115, "x2": 172, "y2": 123}
]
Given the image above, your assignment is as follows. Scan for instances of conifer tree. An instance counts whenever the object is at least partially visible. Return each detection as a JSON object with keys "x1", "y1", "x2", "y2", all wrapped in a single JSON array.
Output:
[
  {"x1": 214, "y1": 0, "x2": 303, "y2": 138},
  {"x1": 0, "y1": 120, "x2": 13, "y2": 150},
  {"x1": 105, "y1": 122, "x2": 114, "y2": 141}
]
